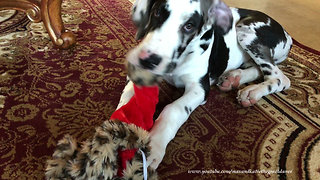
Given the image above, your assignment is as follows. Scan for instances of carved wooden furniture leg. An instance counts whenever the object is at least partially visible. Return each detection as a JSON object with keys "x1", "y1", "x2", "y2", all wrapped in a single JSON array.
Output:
[
  {"x1": 0, "y1": 0, "x2": 76, "y2": 49},
  {"x1": 41, "y1": 0, "x2": 76, "y2": 49},
  {"x1": 0, "y1": 0, "x2": 41, "y2": 22}
]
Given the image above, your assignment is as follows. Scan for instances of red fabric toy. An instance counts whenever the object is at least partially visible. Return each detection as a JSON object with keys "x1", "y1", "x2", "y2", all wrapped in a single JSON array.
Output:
[
  {"x1": 111, "y1": 84, "x2": 159, "y2": 131},
  {"x1": 110, "y1": 84, "x2": 159, "y2": 176}
]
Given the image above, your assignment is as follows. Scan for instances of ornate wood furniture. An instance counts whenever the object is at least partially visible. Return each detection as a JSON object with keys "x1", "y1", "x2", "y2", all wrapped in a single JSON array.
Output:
[{"x1": 0, "y1": 0, "x2": 76, "y2": 49}]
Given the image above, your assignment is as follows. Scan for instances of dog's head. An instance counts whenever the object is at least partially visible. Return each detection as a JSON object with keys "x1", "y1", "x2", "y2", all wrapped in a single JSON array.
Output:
[{"x1": 127, "y1": 0, "x2": 233, "y2": 85}]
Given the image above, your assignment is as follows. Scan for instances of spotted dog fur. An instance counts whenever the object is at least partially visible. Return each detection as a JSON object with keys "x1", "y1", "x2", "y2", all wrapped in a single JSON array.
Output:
[{"x1": 118, "y1": 0, "x2": 292, "y2": 169}]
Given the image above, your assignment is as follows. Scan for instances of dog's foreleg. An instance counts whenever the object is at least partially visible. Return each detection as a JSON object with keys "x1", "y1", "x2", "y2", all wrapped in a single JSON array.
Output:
[
  {"x1": 218, "y1": 65, "x2": 262, "y2": 91},
  {"x1": 146, "y1": 82, "x2": 206, "y2": 169}
]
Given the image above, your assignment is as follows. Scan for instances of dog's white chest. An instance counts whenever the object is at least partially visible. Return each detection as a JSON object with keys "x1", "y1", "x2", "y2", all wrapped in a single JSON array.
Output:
[{"x1": 163, "y1": 74, "x2": 185, "y2": 87}]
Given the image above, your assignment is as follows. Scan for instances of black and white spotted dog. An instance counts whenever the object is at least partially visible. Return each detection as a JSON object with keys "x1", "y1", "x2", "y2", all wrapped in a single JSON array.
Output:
[{"x1": 117, "y1": 0, "x2": 292, "y2": 169}]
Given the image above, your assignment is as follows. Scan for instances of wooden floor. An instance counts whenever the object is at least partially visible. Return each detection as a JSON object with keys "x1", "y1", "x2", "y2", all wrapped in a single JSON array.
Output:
[{"x1": 224, "y1": 0, "x2": 320, "y2": 51}]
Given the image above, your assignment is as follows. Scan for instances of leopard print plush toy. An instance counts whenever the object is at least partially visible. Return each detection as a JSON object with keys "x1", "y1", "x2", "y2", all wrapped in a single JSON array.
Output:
[{"x1": 46, "y1": 84, "x2": 159, "y2": 180}]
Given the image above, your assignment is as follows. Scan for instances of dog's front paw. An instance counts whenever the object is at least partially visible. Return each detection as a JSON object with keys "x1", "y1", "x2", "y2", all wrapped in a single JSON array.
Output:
[
  {"x1": 237, "y1": 84, "x2": 262, "y2": 107},
  {"x1": 146, "y1": 132, "x2": 167, "y2": 169},
  {"x1": 217, "y1": 69, "x2": 242, "y2": 91}
]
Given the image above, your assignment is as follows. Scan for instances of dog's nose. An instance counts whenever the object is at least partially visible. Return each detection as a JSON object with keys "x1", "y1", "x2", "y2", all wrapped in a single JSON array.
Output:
[
  {"x1": 138, "y1": 50, "x2": 151, "y2": 60},
  {"x1": 138, "y1": 50, "x2": 162, "y2": 70}
]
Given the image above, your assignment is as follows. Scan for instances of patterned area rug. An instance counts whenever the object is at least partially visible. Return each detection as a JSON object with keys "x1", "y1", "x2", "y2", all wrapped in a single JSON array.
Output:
[{"x1": 0, "y1": 0, "x2": 319, "y2": 179}]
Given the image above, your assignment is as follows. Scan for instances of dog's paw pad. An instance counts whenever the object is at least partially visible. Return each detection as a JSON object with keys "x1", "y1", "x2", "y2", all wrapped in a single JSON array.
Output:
[
  {"x1": 218, "y1": 75, "x2": 241, "y2": 91},
  {"x1": 237, "y1": 84, "x2": 262, "y2": 107},
  {"x1": 237, "y1": 97, "x2": 257, "y2": 107}
]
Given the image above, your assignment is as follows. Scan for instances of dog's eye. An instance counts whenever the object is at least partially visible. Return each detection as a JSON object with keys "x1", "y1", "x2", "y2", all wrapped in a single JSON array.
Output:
[{"x1": 183, "y1": 23, "x2": 195, "y2": 33}]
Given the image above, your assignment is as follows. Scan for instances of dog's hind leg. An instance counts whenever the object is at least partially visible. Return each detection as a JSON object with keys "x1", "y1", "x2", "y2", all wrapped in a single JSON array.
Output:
[{"x1": 234, "y1": 12, "x2": 292, "y2": 107}]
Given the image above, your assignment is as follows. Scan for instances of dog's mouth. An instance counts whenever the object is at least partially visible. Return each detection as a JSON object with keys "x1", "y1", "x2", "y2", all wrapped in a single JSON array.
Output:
[{"x1": 126, "y1": 62, "x2": 163, "y2": 86}]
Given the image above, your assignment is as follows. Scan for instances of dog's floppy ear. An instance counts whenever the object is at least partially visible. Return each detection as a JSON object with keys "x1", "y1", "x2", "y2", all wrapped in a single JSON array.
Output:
[
  {"x1": 201, "y1": 0, "x2": 233, "y2": 35},
  {"x1": 131, "y1": 0, "x2": 156, "y2": 39}
]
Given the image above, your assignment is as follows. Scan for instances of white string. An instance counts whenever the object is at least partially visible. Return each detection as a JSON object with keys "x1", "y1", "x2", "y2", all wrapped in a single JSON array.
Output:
[{"x1": 139, "y1": 149, "x2": 148, "y2": 180}]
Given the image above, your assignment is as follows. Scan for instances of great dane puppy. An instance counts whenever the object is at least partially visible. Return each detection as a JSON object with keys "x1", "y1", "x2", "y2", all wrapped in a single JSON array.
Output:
[{"x1": 117, "y1": 0, "x2": 292, "y2": 169}]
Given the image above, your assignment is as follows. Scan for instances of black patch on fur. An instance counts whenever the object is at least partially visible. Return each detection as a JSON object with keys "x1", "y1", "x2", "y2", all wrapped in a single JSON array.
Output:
[
  {"x1": 238, "y1": 9, "x2": 268, "y2": 25},
  {"x1": 196, "y1": 13, "x2": 205, "y2": 34},
  {"x1": 200, "y1": 27, "x2": 213, "y2": 41},
  {"x1": 188, "y1": 51, "x2": 194, "y2": 55},
  {"x1": 200, "y1": 43, "x2": 209, "y2": 51},
  {"x1": 182, "y1": 11, "x2": 203, "y2": 34},
  {"x1": 185, "y1": 35, "x2": 195, "y2": 47},
  {"x1": 184, "y1": 106, "x2": 193, "y2": 114},
  {"x1": 255, "y1": 25, "x2": 287, "y2": 49},
  {"x1": 133, "y1": 6, "x2": 137, "y2": 13},
  {"x1": 238, "y1": 8, "x2": 287, "y2": 49},
  {"x1": 200, "y1": 73, "x2": 210, "y2": 100},
  {"x1": 268, "y1": 85, "x2": 272, "y2": 92},
  {"x1": 177, "y1": 46, "x2": 186, "y2": 58},
  {"x1": 139, "y1": 54, "x2": 162, "y2": 70},
  {"x1": 165, "y1": 62, "x2": 177, "y2": 73},
  {"x1": 184, "y1": 106, "x2": 190, "y2": 114},
  {"x1": 261, "y1": 63, "x2": 272, "y2": 69},
  {"x1": 208, "y1": 31, "x2": 230, "y2": 81},
  {"x1": 246, "y1": 39, "x2": 266, "y2": 60},
  {"x1": 277, "y1": 78, "x2": 281, "y2": 86},
  {"x1": 150, "y1": 1, "x2": 170, "y2": 30},
  {"x1": 134, "y1": 0, "x2": 157, "y2": 39},
  {"x1": 172, "y1": 50, "x2": 177, "y2": 59},
  {"x1": 262, "y1": 70, "x2": 272, "y2": 76},
  {"x1": 138, "y1": 0, "x2": 170, "y2": 39},
  {"x1": 176, "y1": 12, "x2": 204, "y2": 58},
  {"x1": 125, "y1": 79, "x2": 130, "y2": 86}
]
